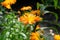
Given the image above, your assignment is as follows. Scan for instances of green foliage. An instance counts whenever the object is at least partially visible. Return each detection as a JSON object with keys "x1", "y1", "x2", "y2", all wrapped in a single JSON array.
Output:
[
  {"x1": 0, "y1": 11, "x2": 34, "y2": 40},
  {"x1": 53, "y1": 0, "x2": 58, "y2": 9},
  {"x1": 37, "y1": 2, "x2": 59, "y2": 34},
  {"x1": 0, "y1": 0, "x2": 60, "y2": 40},
  {"x1": 0, "y1": 0, "x2": 4, "y2": 2},
  {"x1": 37, "y1": 3, "x2": 58, "y2": 23},
  {"x1": 40, "y1": 0, "x2": 60, "y2": 9}
]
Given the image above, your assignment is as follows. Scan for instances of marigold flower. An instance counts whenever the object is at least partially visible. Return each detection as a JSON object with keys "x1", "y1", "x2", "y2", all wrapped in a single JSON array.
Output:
[
  {"x1": 20, "y1": 16, "x2": 28, "y2": 24},
  {"x1": 20, "y1": 6, "x2": 32, "y2": 11},
  {"x1": 5, "y1": 5, "x2": 11, "y2": 9},
  {"x1": 8, "y1": 0, "x2": 16, "y2": 5},
  {"x1": 19, "y1": 13, "x2": 42, "y2": 24},
  {"x1": 30, "y1": 32, "x2": 40, "y2": 40},
  {"x1": 35, "y1": 16, "x2": 42, "y2": 21},
  {"x1": 31, "y1": 10, "x2": 40, "y2": 16},
  {"x1": 1, "y1": 0, "x2": 16, "y2": 9},
  {"x1": 54, "y1": 34, "x2": 60, "y2": 40}
]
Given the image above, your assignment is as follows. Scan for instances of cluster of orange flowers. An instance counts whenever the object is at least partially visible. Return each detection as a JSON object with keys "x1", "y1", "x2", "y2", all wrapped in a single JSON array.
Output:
[
  {"x1": 19, "y1": 9, "x2": 42, "y2": 24},
  {"x1": 54, "y1": 34, "x2": 60, "y2": 40},
  {"x1": 1, "y1": 0, "x2": 16, "y2": 9},
  {"x1": 19, "y1": 13, "x2": 42, "y2": 24}
]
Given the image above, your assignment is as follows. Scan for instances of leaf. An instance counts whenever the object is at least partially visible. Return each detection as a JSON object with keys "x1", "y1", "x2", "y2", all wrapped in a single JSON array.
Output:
[
  {"x1": 54, "y1": 0, "x2": 58, "y2": 8},
  {"x1": 37, "y1": 2, "x2": 40, "y2": 9},
  {"x1": 43, "y1": 11, "x2": 58, "y2": 23},
  {"x1": 20, "y1": 32, "x2": 27, "y2": 39}
]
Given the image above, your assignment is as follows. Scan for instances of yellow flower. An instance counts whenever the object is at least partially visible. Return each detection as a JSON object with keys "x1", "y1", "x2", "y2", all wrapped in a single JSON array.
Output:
[
  {"x1": 19, "y1": 13, "x2": 42, "y2": 24},
  {"x1": 1, "y1": 0, "x2": 16, "y2": 9},
  {"x1": 20, "y1": 6, "x2": 32, "y2": 11},
  {"x1": 54, "y1": 34, "x2": 60, "y2": 40}
]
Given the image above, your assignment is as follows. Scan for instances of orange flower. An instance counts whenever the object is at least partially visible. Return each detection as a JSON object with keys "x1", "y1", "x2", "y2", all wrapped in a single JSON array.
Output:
[
  {"x1": 20, "y1": 16, "x2": 28, "y2": 24},
  {"x1": 20, "y1": 6, "x2": 32, "y2": 11},
  {"x1": 30, "y1": 32, "x2": 39, "y2": 40},
  {"x1": 19, "y1": 13, "x2": 42, "y2": 24},
  {"x1": 54, "y1": 34, "x2": 60, "y2": 40},
  {"x1": 1, "y1": 0, "x2": 16, "y2": 9},
  {"x1": 31, "y1": 10, "x2": 40, "y2": 16},
  {"x1": 8, "y1": 0, "x2": 16, "y2": 5},
  {"x1": 36, "y1": 25, "x2": 40, "y2": 30},
  {"x1": 35, "y1": 16, "x2": 42, "y2": 21},
  {"x1": 5, "y1": 5, "x2": 11, "y2": 9}
]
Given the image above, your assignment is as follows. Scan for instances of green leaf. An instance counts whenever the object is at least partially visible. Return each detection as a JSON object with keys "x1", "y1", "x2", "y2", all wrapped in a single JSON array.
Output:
[
  {"x1": 0, "y1": 0, "x2": 4, "y2": 2},
  {"x1": 54, "y1": 0, "x2": 58, "y2": 8},
  {"x1": 43, "y1": 11, "x2": 58, "y2": 23},
  {"x1": 37, "y1": 2, "x2": 40, "y2": 9}
]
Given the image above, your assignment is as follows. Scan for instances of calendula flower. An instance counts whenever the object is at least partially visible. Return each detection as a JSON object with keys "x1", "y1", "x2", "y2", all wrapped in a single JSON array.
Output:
[
  {"x1": 5, "y1": 5, "x2": 11, "y2": 9},
  {"x1": 19, "y1": 13, "x2": 42, "y2": 24},
  {"x1": 20, "y1": 6, "x2": 32, "y2": 11},
  {"x1": 1, "y1": 0, "x2": 16, "y2": 9},
  {"x1": 20, "y1": 15, "x2": 28, "y2": 24},
  {"x1": 31, "y1": 10, "x2": 40, "y2": 16},
  {"x1": 54, "y1": 34, "x2": 60, "y2": 40},
  {"x1": 30, "y1": 32, "x2": 40, "y2": 40},
  {"x1": 8, "y1": 0, "x2": 16, "y2": 5}
]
